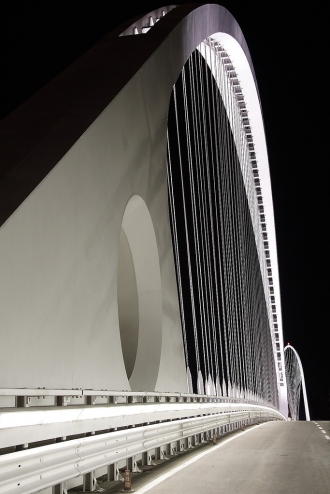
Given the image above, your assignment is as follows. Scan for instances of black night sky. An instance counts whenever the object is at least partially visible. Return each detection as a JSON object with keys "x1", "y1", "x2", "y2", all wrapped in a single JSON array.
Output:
[{"x1": 1, "y1": 1, "x2": 329, "y2": 420}]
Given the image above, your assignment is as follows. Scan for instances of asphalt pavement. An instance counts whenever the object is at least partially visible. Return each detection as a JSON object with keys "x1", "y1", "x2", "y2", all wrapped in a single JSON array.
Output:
[{"x1": 116, "y1": 420, "x2": 330, "y2": 494}]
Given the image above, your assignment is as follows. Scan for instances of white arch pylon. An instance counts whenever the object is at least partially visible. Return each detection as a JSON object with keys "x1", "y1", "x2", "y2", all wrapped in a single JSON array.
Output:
[
  {"x1": 0, "y1": 3, "x2": 286, "y2": 415},
  {"x1": 284, "y1": 344, "x2": 310, "y2": 421}
]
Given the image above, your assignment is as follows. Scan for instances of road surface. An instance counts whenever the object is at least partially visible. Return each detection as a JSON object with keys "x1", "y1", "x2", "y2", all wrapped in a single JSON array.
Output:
[{"x1": 120, "y1": 420, "x2": 330, "y2": 494}]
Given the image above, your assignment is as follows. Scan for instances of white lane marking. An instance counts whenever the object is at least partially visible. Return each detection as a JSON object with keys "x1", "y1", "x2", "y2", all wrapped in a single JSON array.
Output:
[
  {"x1": 135, "y1": 426, "x2": 260, "y2": 494},
  {"x1": 321, "y1": 430, "x2": 326, "y2": 434},
  {"x1": 325, "y1": 436, "x2": 330, "y2": 440}
]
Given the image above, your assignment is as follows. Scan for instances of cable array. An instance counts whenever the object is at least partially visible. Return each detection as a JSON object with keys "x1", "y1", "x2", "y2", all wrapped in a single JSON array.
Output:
[{"x1": 167, "y1": 41, "x2": 279, "y2": 407}]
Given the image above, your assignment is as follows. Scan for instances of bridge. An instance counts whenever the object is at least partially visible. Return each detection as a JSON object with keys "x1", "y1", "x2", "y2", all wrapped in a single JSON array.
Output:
[{"x1": 0, "y1": 3, "x2": 312, "y2": 493}]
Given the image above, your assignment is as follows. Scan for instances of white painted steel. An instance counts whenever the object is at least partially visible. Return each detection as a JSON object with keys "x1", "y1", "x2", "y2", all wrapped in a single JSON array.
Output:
[{"x1": 0, "y1": 408, "x2": 283, "y2": 494}]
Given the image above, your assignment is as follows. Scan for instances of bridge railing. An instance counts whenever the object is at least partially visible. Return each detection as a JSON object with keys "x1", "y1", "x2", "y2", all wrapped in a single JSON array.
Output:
[
  {"x1": 0, "y1": 387, "x2": 278, "y2": 408},
  {"x1": 0, "y1": 389, "x2": 285, "y2": 493},
  {"x1": 0, "y1": 407, "x2": 281, "y2": 494}
]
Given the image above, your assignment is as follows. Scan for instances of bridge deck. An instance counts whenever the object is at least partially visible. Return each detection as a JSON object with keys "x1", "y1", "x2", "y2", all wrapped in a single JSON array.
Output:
[{"x1": 115, "y1": 421, "x2": 330, "y2": 494}]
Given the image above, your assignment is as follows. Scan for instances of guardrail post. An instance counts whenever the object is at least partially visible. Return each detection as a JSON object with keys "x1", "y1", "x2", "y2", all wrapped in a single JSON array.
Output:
[
  {"x1": 16, "y1": 396, "x2": 29, "y2": 407},
  {"x1": 155, "y1": 446, "x2": 165, "y2": 460},
  {"x1": 127, "y1": 456, "x2": 141, "y2": 473},
  {"x1": 86, "y1": 395, "x2": 95, "y2": 405},
  {"x1": 83, "y1": 471, "x2": 96, "y2": 492},
  {"x1": 166, "y1": 442, "x2": 176, "y2": 456},
  {"x1": 107, "y1": 463, "x2": 123, "y2": 481},
  {"x1": 56, "y1": 396, "x2": 70, "y2": 406},
  {"x1": 142, "y1": 451, "x2": 155, "y2": 466},
  {"x1": 176, "y1": 439, "x2": 184, "y2": 452},
  {"x1": 154, "y1": 447, "x2": 160, "y2": 460},
  {"x1": 52, "y1": 482, "x2": 67, "y2": 494}
]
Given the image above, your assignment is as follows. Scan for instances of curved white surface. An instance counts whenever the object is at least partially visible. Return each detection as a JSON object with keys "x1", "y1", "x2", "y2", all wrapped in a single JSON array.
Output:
[{"x1": 119, "y1": 195, "x2": 163, "y2": 390}]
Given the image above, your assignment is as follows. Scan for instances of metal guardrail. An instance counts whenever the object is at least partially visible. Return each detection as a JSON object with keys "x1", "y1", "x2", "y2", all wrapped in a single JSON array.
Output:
[
  {"x1": 0, "y1": 409, "x2": 280, "y2": 494},
  {"x1": 0, "y1": 389, "x2": 285, "y2": 493},
  {"x1": 0, "y1": 401, "x2": 283, "y2": 450}
]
